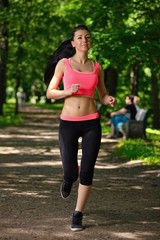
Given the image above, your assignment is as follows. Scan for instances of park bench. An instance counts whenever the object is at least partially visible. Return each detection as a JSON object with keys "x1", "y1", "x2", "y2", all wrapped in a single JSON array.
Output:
[{"x1": 118, "y1": 109, "x2": 152, "y2": 139}]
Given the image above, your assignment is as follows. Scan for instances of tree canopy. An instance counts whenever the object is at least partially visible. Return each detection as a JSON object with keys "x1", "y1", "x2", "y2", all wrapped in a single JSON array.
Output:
[{"x1": 0, "y1": 0, "x2": 160, "y2": 128}]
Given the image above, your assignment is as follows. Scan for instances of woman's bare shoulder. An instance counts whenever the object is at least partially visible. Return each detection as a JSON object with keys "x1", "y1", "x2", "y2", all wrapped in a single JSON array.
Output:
[
  {"x1": 55, "y1": 58, "x2": 66, "y2": 72},
  {"x1": 57, "y1": 58, "x2": 66, "y2": 66}
]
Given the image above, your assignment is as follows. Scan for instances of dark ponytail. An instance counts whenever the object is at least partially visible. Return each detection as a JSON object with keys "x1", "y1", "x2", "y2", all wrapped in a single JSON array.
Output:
[
  {"x1": 44, "y1": 39, "x2": 75, "y2": 85},
  {"x1": 44, "y1": 25, "x2": 90, "y2": 85}
]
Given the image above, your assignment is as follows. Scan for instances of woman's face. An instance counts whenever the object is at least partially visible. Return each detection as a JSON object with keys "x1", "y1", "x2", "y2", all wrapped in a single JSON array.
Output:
[{"x1": 71, "y1": 29, "x2": 91, "y2": 52}]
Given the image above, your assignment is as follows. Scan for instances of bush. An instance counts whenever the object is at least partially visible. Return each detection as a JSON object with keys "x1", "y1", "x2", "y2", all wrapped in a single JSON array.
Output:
[{"x1": 115, "y1": 137, "x2": 160, "y2": 166}]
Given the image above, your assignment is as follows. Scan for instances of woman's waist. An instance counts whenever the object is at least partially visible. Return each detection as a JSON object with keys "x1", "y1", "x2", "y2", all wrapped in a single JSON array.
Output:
[
  {"x1": 62, "y1": 96, "x2": 96, "y2": 115},
  {"x1": 60, "y1": 112, "x2": 99, "y2": 121}
]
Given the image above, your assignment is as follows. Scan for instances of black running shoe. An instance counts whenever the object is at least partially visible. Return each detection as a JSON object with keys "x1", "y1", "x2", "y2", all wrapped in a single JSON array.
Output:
[
  {"x1": 71, "y1": 211, "x2": 84, "y2": 231},
  {"x1": 60, "y1": 181, "x2": 72, "y2": 199}
]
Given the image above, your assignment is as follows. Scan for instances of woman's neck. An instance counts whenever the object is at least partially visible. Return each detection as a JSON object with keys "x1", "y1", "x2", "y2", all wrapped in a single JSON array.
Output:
[{"x1": 72, "y1": 54, "x2": 89, "y2": 64}]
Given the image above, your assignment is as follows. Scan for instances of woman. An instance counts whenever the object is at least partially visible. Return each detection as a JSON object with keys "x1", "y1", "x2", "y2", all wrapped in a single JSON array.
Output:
[{"x1": 44, "y1": 25, "x2": 116, "y2": 231}]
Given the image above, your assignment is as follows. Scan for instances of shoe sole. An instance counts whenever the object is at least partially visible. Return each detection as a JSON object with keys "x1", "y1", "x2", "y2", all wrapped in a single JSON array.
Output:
[{"x1": 71, "y1": 227, "x2": 84, "y2": 231}]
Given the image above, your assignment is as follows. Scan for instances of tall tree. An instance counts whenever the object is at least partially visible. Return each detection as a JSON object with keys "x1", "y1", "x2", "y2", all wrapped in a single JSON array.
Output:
[{"x1": 0, "y1": 0, "x2": 9, "y2": 115}]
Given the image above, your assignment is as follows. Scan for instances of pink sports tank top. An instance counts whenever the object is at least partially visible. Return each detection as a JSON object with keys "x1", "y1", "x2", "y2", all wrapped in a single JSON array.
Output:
[{"x1": 62, "y1": 58, "x2": 100, "y2": 98}]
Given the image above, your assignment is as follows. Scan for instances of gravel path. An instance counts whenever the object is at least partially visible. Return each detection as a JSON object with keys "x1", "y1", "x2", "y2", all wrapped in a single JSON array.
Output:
[{"x1": 0, "y1": 106, "x2": 160, "y2": 240}]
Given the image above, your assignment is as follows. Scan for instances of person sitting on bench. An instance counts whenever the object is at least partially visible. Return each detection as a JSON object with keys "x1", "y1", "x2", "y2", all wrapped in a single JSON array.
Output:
[{"x1": 106, "y1": 95, "x2": 137, "y2": 139}]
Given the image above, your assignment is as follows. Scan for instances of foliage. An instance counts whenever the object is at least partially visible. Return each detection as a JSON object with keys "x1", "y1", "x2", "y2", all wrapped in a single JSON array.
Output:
[
  {"x1": 0, "y1": 0, "x2": 160, "y2": 127},
  {"x1": 0, "y1": 103, "x2": 24, "y2": 127},
  {"x1": 115, "y1": 132, "x2": 160, "y2": 165}
]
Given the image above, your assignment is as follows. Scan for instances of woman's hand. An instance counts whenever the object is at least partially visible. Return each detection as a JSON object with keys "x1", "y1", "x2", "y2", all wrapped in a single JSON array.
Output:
[
  {"x1": 70, "y1": 84, "x2": 81, "y2": 93},
  {"x1": 66, "y1": 84, "x2": 81, "y2": 96},
  {"x1": 106, "y1": 96, "x2": 116, "y2": 107}
]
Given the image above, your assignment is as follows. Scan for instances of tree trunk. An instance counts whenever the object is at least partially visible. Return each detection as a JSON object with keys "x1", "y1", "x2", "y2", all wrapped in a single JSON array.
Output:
[
  {"x1": 0, "y1": 0, "x2": 9, "y2": 115},
  {"x1": 130, "y1": 63, "x2": 139, "y2": 95},
  {"x1": 104, "y1": 66, "x2": 118, "y2": 95},
  {"x1": 151, "y1": 71, "x2": 160, "y2": 129},
  {"x1": 15, "y1": 78, "x2": 20, "y2": 115}
]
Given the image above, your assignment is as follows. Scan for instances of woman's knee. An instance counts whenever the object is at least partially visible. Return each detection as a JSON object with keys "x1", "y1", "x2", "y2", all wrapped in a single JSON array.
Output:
[
  {"x1": 64, "y1": 169, "x2": 79, "y2": 183},
  {"x1": 80, "y1": 176, "x2": 93, "y2": 186},
  {"x1": 80, "y1": 169, "x2": 94, "y2": 185}
]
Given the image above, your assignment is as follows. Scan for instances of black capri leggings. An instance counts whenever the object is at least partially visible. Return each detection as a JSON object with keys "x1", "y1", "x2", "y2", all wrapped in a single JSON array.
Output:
[{"x1": 59, "y1": 118, "x2": 102, "y2": 186}]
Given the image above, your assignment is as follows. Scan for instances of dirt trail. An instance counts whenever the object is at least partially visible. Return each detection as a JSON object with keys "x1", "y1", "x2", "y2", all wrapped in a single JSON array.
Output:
[{"x1": 0, "y1": 106, "x2": 160, "y2": 240}]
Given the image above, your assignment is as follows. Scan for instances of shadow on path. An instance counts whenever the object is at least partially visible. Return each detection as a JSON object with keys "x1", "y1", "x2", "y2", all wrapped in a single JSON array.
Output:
[{"x1": 0, "y1": 106, "x2": 160, "y2": 240}]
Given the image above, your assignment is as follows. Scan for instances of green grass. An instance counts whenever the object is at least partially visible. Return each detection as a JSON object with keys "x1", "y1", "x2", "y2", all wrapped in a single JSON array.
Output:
[
  {"x1": 115, "y1": 129, "x2": 160, "y2": 166},
  {"x1": 101, "y1": 119, "x2": 160, "y2": 166},
  {"x1": 0, "y1": 103, "x2": 24, "y2": 127}
]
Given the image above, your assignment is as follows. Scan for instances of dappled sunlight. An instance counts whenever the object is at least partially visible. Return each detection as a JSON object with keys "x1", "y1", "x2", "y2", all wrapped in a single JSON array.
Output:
[
  {"x1": 2, "y1": 188, "x2": 50, "y2": 198},
  {"x1": 0, "y1": 171, "x2": 61, "y2": 199},
  {"x1": 145, "y1": 206, "x2": 160, "y2": 211},
  {"x1": 95, "y1": 161, "x2": 143, "y2": 169},
  {"x1": 23, "y1": 122, "x2": 59, "y2": 128},
  {"x1": 109, "y1": 230, "x2": 156, "y2": 240},
  {"x1": 12, "y1": 191, "x2": 50, "y2": 198},
  {"x1": 101, "y1": 137, "x2": 119, "y2": 143},
  {"x1": 0, "y1": 225, "x2": 74, "y2": 239},
  {"x1": 1, "y1": 190, "x2": 51, "y2": 199},
  {"x1": 0, "y1": 132, "x2": 58, "y2": 139},
  {"x1": 0, "y1": 146, "x2": 60, "y2": 155},
  {"x1": 95, "y1": 157, "x2": 144, "y2": 169},
  {"x1": 0, "y1": 106, "x2": 160, "y2": 240},
  {"x1": 137, "y1": 169, "x2": 160, "y2": 177},
  {"x1": 131, "y1": 185, "x2": 144, "y2": 190},
  {"x1": 0, "y1": 160, "x2": 61, "y2": 167},
  {"x1": 1, "y1": 224, "x2": 159, "y2": 240},
  {"x1": 92, "y1": 181, "x2": 145, "y2": 191},
  {"x1": 0, "y1": 147, "x2": 20, "y2": 154},
  {"x1": 0, "y1": 126, "x2": 58, "y2": 134}
]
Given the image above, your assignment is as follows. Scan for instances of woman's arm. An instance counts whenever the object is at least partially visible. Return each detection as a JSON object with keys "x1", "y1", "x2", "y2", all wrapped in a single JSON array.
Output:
[
  {"x1": 97, "y1": 64, "x2": 116, "y2": 107},
  {"x1": 46, "y1": 59, "x2": 77, "y2": 100}
]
